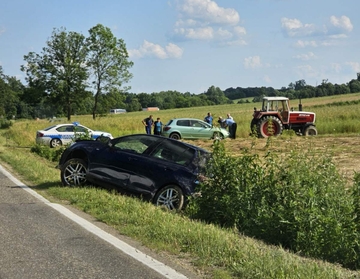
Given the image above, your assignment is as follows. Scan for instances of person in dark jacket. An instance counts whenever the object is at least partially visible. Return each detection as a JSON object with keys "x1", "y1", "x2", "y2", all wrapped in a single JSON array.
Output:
[{"x1": 142, "y1": 115, "x2": 154, "y2": 134}]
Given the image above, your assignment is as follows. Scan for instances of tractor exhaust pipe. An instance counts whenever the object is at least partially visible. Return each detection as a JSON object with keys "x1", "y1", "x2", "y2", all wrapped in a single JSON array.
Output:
[{"x1": 298, "y1": 98, "x2": 302, "y2": 111}]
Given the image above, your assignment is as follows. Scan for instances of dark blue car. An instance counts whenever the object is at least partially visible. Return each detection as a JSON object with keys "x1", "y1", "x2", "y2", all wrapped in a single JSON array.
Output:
[{"x1": 57, "y1": 134, "x2": 209, "y2": 210}]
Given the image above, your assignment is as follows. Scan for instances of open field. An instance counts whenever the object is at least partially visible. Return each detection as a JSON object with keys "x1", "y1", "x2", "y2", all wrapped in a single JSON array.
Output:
[
  {"x1": 1, "y1": 93, "x2": 360, "y2": 278},
  {"x1": 188, "y1": 135, "x2": 360, "y2": 186}
]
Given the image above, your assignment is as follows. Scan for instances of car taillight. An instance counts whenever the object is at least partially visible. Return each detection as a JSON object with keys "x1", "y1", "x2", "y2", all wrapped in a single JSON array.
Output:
[
  {"x1": 37, "y1": 132, "x2": 44, "y2": 137},
  {"x1": 163, "y1": 126, "x2": 171, "y2": 131}
]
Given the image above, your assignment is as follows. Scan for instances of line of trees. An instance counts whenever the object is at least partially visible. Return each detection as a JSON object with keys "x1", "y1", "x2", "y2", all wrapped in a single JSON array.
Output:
[
  {"x1": 225, "y1": 77, "x2": 360, "y2": 103},
  {"x1": 1, "y1": 23, "x2": 360, "y2": 120}
]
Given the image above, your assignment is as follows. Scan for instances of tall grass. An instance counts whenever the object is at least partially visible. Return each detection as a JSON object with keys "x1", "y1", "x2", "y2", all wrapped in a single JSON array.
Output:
[{"x1": 7, "y1": 93, "x2": 360, "y2": 149}]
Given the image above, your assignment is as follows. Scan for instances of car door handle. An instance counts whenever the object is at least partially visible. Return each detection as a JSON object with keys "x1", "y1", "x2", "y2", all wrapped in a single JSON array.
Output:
[{"x1": 164, "y1": 166, "x2": 175, "y2": 171}]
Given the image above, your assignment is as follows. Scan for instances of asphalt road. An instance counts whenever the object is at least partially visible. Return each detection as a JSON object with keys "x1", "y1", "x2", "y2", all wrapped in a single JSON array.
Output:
[{"x1": 0, "y1": 165, "x2": 193, "y2": 279}]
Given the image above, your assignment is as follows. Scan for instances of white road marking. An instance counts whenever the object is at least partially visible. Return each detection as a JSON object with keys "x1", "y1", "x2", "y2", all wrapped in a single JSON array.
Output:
[{"x1": 0, "y1": 164, "x2": 188, "y2": 279}]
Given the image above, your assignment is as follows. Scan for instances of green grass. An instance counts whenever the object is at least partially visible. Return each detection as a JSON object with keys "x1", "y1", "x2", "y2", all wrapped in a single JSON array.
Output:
[
  {"x1": 0, "y1": 144, "x2": 359, "y2": 278},
  {"x1": 1, "y1": 93, "x2": 360, "y2": 278},
  {"x1": 7, "y1": 93, "x2": 360, "y2": 149}
]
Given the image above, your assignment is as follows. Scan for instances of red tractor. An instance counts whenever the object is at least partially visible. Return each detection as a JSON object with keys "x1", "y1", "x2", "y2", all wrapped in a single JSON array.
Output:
[{"x1": 251, "y1": 96, "x2": 318, "y2": 138}]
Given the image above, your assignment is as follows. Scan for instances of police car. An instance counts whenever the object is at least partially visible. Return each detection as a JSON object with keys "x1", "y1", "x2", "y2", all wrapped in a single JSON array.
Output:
[{"x1": 36, "y1": 122, "x2": 113, "y2": 148}]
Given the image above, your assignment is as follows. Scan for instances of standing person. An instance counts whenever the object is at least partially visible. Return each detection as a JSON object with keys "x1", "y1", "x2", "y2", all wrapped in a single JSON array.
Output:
[
  {"x1": 153, "y1": 117, "x2": 163, "y2": 135},
  {"x1": 204, "y1": 112, "x2": 213, "y2": 124},
  {"x1": 220, "y1": 116, "x2": 237, "y2": 139},
  {"x1": 227, "y1": 113, "x2": 233, "y2": 120},
  {"x1": 142, "y1": 115, "x2": 154, "y2": 135}
]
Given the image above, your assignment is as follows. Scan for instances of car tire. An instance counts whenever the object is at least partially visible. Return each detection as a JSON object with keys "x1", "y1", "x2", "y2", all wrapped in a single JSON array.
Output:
[
  {"x1": 60, "y1": 158, "x2": 88, "y2": 186},
  {"x1": 154, "y1": 185, "x2": 185, "y2": 210},
  {"x1": 169, "y1": 133, "x2": 181, "y2": 140},
  {"x1": 50, "y1": 138, "x2": 62, "y2": 148}
]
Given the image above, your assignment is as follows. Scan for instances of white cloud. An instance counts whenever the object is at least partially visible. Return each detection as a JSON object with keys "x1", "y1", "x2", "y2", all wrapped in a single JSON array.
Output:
[
  {"x1": 331, "y1": 63, "x2": 342, "y2": 73},
  {"x1": 244, "y1": 56, "x2": 262, "y2": 69},
  {"x1": 281, "y1": 17, "x2": 322, "y2": 37},
  {"x1": 295, "y1": 64, "x2": 319, "y2": 79},
  {"x1": 177, "y1": 0, "x2": 240, "y2": 25},
  {"x1": 263, "y1": 75, "x2": 271, "y2": 83},
  {"x1": 293, "y1": 52, "x2": 317, "y2": 61},
  {"x1": 282, "y1": 15, "x2": 353, "y2": 48},
  {"x1": 294, "y1": 40, "x2": 318, "y2": 48},
  {"x1": 330, "y1": 16, "x2": 353, "y2": 32},
  {"x1": 174, "y1": 27, "x2": 214, "y2": 40},
  {"x1": 173, "y1": 0, "x2": 246, "y2": 44},
  {"x1": 165, "y1": 43, "x2": 184, "y2": 58},
  {"x1": 0, "y1": 26, "x2": 5, "y2": 35},
  {"x1": 328, "y1": 34, "x2": 347, "y2": 39},
  {"x1": 345, "y1": 62, "x2": 360, "y2": 72},
  {"x1": 233, "y1": 26, "x2": 246, "y2": 36},
  {"x1": 175, "y1": 19, "x2": 199, "y2": 27},
  {"x1": 128, "y1": 40, "x2": 183, "y2": 59},
  {"x1": 215, "y1": 28, "x2": 233, "y2": 40}
]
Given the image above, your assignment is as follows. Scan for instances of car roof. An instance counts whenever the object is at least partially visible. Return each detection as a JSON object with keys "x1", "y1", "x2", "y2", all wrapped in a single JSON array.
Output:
[
  {"x1": 169, "y1": 118, "x2": 207, "y2": 121},
  {"x1": 119, "y1": 134, "x2": 209, "y2": 153},
  {"x1": 41, "y1": 123, "x2": 87, "y2": 130}
]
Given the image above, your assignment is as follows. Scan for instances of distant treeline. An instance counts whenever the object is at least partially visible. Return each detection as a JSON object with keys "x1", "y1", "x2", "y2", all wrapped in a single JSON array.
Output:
[
  {"x1": 1, "y1": 64, "x2": 360, "y2": 120},
  {"x1": 224, "y1": 77, "x2": 360, "y2": 102}
]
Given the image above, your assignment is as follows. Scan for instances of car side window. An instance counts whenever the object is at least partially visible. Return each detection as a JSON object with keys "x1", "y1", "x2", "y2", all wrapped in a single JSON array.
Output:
[
  {"x1": 57, "y1": 126, "x2": 73, "y2": 132},
  {"x1": 75, "y1": 126, "x2": 87, "y2": 133},
  {"x1": 191, "y1": 120, "x2": 203, "y2": 127},
  {"x1": 177, "y1": 120, "x2": 190, "y2": 126},
  {"x1": 151, "y1": 141, "x2": 195, "y2": 166}
]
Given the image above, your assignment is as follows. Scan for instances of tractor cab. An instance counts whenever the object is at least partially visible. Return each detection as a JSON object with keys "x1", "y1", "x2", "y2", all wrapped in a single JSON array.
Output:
[{"x1": 255, "y1": 97, "x2": 290, "y2": 123}]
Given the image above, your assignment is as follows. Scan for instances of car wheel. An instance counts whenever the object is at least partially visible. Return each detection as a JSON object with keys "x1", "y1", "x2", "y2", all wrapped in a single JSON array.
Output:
[
  {"x1": 170, "y1": 133, "x2": 181, "y2": 140},
  {"x1": 154, "y1": 185, "x2": 184, "y2": 210},
  {"x1": 60, "y1": 158, "x2": 88, "y2": 186},
  {"x1": 50, "y1": 138, "x2": 62, "y2": 148}
]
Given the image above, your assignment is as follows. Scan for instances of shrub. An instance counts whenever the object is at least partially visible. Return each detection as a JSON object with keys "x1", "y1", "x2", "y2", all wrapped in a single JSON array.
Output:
[
  {"x1": 30, "y1": 144, "x2": 66, "y2": 162},
  {"x1": 187, "y1": 141, "x2": 360, "y2": 269},
  {"x1": 0, "y1": 119, "x2": 13, "y2": 129}
]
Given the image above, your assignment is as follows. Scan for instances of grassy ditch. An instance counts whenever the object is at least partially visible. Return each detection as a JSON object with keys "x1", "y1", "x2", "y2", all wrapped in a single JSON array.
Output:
[{"x1": 1, "y1": 131, "x2": 360, "y2": 278}]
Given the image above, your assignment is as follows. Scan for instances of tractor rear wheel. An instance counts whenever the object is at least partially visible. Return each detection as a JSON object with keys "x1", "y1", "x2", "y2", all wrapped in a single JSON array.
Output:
[
  {"x1": 257, "y1": 116, "x2": 283, "y2": 138},
  {"x1": 303, "y1": 125, "x2": 318, "y2": 136}
]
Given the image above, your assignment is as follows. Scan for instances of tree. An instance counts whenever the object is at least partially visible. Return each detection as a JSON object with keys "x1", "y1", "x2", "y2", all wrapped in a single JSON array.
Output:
[
  {"x1": 0, "y1": 67, "x2": 19, "y2": 119},
  {"x1": 204, "y1": 85, "x2": 230, "y2": 105},
  {"x1": 295, "y1": 79, "x2": 306, "y2": 91},
  {"x1": 86, "y1": 24, "x2": 133, "y2": 119},
  {"x1": 22, "y1": 28, "x2": 89, "y2": 120},
  {"x1": 348, "y1": 79, "x2": 360, "y2": 93}
]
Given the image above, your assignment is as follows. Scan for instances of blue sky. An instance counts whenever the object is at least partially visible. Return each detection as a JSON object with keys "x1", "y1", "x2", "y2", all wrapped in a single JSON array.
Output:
[{"x1": 1, "y1": 0, "x2": 359, "y2": 94}]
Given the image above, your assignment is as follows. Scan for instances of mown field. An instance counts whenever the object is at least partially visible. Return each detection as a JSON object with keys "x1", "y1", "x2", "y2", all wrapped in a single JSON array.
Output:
[{"x1": 1, "y1": 93, "x2": 360, "y2": 278}]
